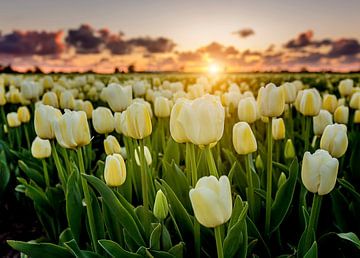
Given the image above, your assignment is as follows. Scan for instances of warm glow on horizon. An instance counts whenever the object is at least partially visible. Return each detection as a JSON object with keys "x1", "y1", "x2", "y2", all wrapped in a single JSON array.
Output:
[{"x1": 208, "y1": 63, "x2": 221, "y2": 74}]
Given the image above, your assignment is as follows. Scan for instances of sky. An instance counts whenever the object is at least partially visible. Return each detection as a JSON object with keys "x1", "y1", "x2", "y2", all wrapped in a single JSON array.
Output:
[{"x1": 1, "y1": 0, "x2": 360, "y2": 72}]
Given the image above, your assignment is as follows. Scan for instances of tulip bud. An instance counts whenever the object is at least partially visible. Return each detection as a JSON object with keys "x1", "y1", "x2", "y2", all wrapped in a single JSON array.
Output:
[
  {"x1": 255, "y1": 154, "x2": 264, "y2": 171},
  {"x1": 133, "y1": 80, "x2": 149, "y2": 97},
  {"x1": 237, "y1": 97, "x2": 258, "y2": 123},
  {"x1": 92, "y1": 107, "x2": 115, "y2": 134},
  {"x1": 31, "y1": 137, "x2": 51, "y2": 159},
  {"x1": 320, "y1": 124, "x2": 348, "y2": 158},
  {"x1": 17, "y1": 106, "x2": 31, "y2": 123},
  {"x1": 134, "y1": 146, "x2": 152, "y2": 166},
  {"x1": 301, "y1": 149, "x2": 338, "y2": 195},
  {"x1": 281, "y1": 82, "x2": 297, "y2": 104},
  {"x1": 104, "y1": 135, "x2": 121, "y2": 155},
  {"x1": 21, "y1": 80, "x2": 42, "y2": 100},
  {"x1": 257, "y1": 83, "x2": 285, "y2": 117},
  {"x1": 7, "y1": 112, "x2": 21, "y2": 127},
  {"x1": 59, "y1": 91, "x2": 75, "y2": 110},
  {"x1": 101, "y1": 84, "x2": 132, "y2": 112},
  {"x1": 322, "y1": 94, "x2": 337, "y2": 113},
  {"x1": 53, "y1": 110, "x2": 91, "y2": 148},
  {"x1": 42, "y1": 91, "x2": 59, "y2": 108},
  {"x1": 104, "y1": 153, "x2": 126, "y2": 187},
  {"x1": 334, "y1": 106, "x2": 349, "y2": 124},
  {"x1": 313, "y1": 110, "x2": 333, "y2": 136},
  {"x1": 153, "y1": 190, "x2": 169, "y2": 221},
  {"x1": 338, "y1": 79, "x2": 353, "y2": 97},
  {"x1": 121, "y1": 102, "x2": 152, "y2": 139},
  {"x1": 278, "y1": 172, "x2": 287, "y2": 189},
  {"x1": 232, "y1": 122, "x2": 257, "y2": 155},
  {"x1": 170, "y1": 99, "x2": 189, "y2": 143},
  {"x1": 189, "y1": 175, "x2": 232, "y2": 228},
  {"x1": 354, "y1": 110, "x2": 360, "y2": 124},
  {"x1": 284, "y1": 139, "x2": 295, "y2": 160},
  {"x1": 114, "y1": 112, "x2": 122, "y2": 134},
  {"x1": 349, "y1": 92, "x2": 360, "y2": 109},
  {"x1": 272, "y1": 118, "x2": 285, "y2": 140},
  {"x1": 0, "y1": 87, "x2": 6, "y2": 106},
  {"x1": 154, "y1": 96, "x2": 172, "y2": 118},
  {"x1": 83, "y1": 101, "x2": 93, "y2": 119},
  {"x1": 299, "y1": 89, "x2": 321, "y2": 116},
  {"x1": 34, "y1": 104, "x2": 62, "y2": 139},
  {"x1": 293, "y1": 80, "x2": 304, "y2": 91}
]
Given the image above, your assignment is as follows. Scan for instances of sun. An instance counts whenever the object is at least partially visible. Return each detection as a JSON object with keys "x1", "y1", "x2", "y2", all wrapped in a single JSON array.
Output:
[{"x1": 208, "y1": 63, "x2": 221, "y2": 74}]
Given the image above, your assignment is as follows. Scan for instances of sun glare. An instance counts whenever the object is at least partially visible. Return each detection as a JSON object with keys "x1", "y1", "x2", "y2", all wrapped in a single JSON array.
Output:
[{"x1": 208, "y1": 63, "x2": 221, "y2": 74}]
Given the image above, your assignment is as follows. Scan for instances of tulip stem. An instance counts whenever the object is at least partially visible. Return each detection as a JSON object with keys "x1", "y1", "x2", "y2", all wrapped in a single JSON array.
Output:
[
  {"x1": 159, "y1": 118, "x2": 166, "y2": 152},
  {"x1": 304, "y1": 116, "x2": 311, "y2": 152},
  {"x1": 77, "y1": 148, "x2": 99, "y2": 253},
  {"x1": 214, "y1": 225, "x2": 224, "y2": 258},
  {"x1": 194, "y1": 220, "x2": 201, "y2": 258},
  {"x1": 205, "y1": 146, "x2": 219, "y2": 177},
  {"x1": 188, "y1": 143, "x2": 198, "y2": 187},
  {"x1": 42, "y1": 159, "x2": 50, "y2": 187},
  {"x1": 15, "y1": 127, "x2": 22, "y2": 148},
  {"x1": 265, "y1": 117, "x2": 273, "y2": 236},
  {"x1": 139, "y1": 140, "x2": 149, "y2": 209},
  {"x1": 304, "y1": 194, "x2": 322, "y2": 253},
  {"x1": 245, "y1": 153, "x2": 255, "y2": 220},
  {"x1": 24, "y1": 124, "x2": 31, "y2": 149},
  {"x1": 51, "y1": 141, "x2": 66, "y2": 190}
]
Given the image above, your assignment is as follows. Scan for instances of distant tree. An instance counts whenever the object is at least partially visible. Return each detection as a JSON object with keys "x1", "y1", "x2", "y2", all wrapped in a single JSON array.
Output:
[{"x1": 128, "y1": 64, "x2": 135, "y2": 73}]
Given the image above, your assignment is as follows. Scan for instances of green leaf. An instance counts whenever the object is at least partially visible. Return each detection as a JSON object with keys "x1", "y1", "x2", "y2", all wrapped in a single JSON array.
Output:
[
  {"x1": 65, "y1": 239, "x2": 103, "y2": 258},
  {"x1": 99, "y1": 239, "x2": 142, "y2": 258},
  {"x1": 150, "y1": 223, "x2": 162, "y2": 250},
  {"x1": 270, "y1": 158, "x2": 298, "y2": 233},
  {"x1": 168, "y1": 242, "x2": 185, "y2": 258},
  {"x1": 337, "y1": 232, "x2": 360, "y2": 249},
  {"x1": 83, "y1": 174, "x2": 145, "y2": 247},
  {"x1": 163, "y1": 138, "x2": 180, "y2": 164},
  {"x1": 7, "y1": 240, "x2": 73, "y2": 258},
  {"x1": 304, "y1": 241, "x2": 317, "y2": 258},
  {"x1": 18, "y1": 160, "x2": 45, "y2": 186},
  {"x1": 90, "y1": 188, "x2": 105, "y2": 240},
  {"x1": 66, "y1": 171, "x2": 83, "y2": 243},
  {"x1": 0, "y1": 151, "x2": 10, "y2": 194}
]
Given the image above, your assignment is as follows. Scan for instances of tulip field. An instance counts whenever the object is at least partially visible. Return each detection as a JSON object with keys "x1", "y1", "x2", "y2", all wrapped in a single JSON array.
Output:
[{"x1": 1, "y1": 72, "x2": 360, "y2": 258}]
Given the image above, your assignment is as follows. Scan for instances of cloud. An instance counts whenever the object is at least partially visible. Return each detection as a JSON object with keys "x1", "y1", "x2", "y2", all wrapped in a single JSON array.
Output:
[
  {"x1": 232, "y1": 28, "x2": 255, "y2": 38},
  {"x1": 66, "y1": 24, "x2": 104, "y2": 54},
  {"x1": 0, "y1": 30, "x2": 64, "y2": 55},
  {"x1": 327, "y1": 38, "x2": 360, "y2": 57},
  {"x1": 127, "y1": 37, "x2": 176, "y2": 53},
  {"x1": 284, "y1": 30, "x2": 314, "y2": 48}
]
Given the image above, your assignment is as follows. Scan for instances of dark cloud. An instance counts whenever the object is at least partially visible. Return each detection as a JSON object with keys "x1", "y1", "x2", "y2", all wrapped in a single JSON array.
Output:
[
  {"x1": 327, "y1": 38, "x2": 360, "y2": 57},
  {"x1": 285, "y1": 30, "x2": 314, "y2": 48},
  {"x1": 127, "y1": 37, "x2": 176, "y2": 53},
  {"x1": 233, "y1": 28, "x2": 255, "y2": 38},
  {"x1": 177, "y1": 51, "x2": 202, "y2": 62},
  {"x1": 0, "y1": 30, "x2": 64, "y2": 55},
  {"x1": 105, "y1": 34, "x2": 132, "y2": 55},
  {"x1": 66, "y1": 24, "x2": 103, "y2": 53}
]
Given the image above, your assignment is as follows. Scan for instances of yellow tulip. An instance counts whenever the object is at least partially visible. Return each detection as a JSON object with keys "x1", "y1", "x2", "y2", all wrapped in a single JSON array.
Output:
[
  {"x1": 17, "y1": 106, "x2": 31, "y2": 123},
  {"x1": 104, "y1": 153, "x2": 126, "y2": 187},
  {"x1": 42, "y1": 91, "x2": 59, "y2": 108},
  {"x1": 101, "y1": 83, "x2": 132, "y2": 112},
  {"x1": 31, "y1": 137, "x2": 51, "y2": 159},
  {"x1": 134, "y1": 145, "x2": 152, "y2": 166},
  {"x1": 334, "y1": 106, "x2": 349, "y2": 124},
  {"x1": 121, "y1": 102, "x2": 152, "y2": 139},
  {"x1": 189, "y1": 175, "x2": 232, "y2": 228},
  {"x1": 281, "y1": 82, "x2": 297, "y2": 104},
  {"x1": 59, "y1": 91, "x2": 75, "y2": 110},
  {"x1": 170, "y1": 99, "x2": 190, "y2": 143},
  {"x1": 301, "y1": 149, "x2": 338, "y2": 195},
  {"x1": 354, "y1": 110, "x2": 360, "y2": 124},
  {"x1": 320, "y1": 124, "x2": 348, "y2": 158},
  {"x1": 313, "y1": 110, "x2": 333, "y2": 136},
  {"x1": 299, "y1": 89, "x2": 321, "y2": 116},
  {"x1": 114, "y1": 112, "x2": 122, "y2": 134},
  {"x1": 322, "y1": 94, "x2": 337, "y2": 113},
  {"x1": 349, "y1": 92, "x2": 360, "y2": 109},
  {"x1": 257, "y1": 83, "x2": 285, "y2": 117},
  {"x1": 154, "y1": 96, "x2": 172, "y2": 118},
  {"x1": 104, "y1": 135, "x2": 121, "y2": 155},
  {"x1": 272, "y1": 118, "x2": 285, "y2": 140},
  {"x1": 238, "y1": 97, "x2": 258, "y2": 123},
  {"x1": 92, "y1": 107, "x2": 115, "y2": 134},
  {"x1": 153, "y1": 190, "x2": 169, "y2": 221},
  {"x1": 232, "y1": 122, "x2": 257, "y2": 155},
  {"x1": 7, "y1": 112, "x2": 21, "y2": 127},
  {"x1": 338, "y1": 79, "x2": 353, "y2": 97},
  {"x1": 34, "y1": 104, "x2": 62, "y2": 139},
  {"x1": 53, "y1": 110, "x2": 91, "y2": 149}
]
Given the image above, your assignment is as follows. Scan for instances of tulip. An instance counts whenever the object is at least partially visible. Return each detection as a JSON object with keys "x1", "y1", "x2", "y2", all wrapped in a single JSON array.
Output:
[
  {"x1": 83, "y1": 101, "x2": 93, "y2": 119},
  {"x1": 354, "y1": 110, "x2": 360, "y2": 124},
  {"x1": 255, "y1": 154, "x2": 264, "y2": 171},
  {"x1": 17, "y1": 106, "x2": 30, "y2": 123},
  {"x1": 104, "y1": 153, "x2": 126, "y2": 187},
  {"x1": 281, "y1": 82, "x2": 297, "y2": 104},
  {"x1": 114, "y1": 112, "x2": 122, "y2": 134},
  {"x1": 272, "y1": 118, "x2": 285, "y2": 140},
  {"x1": 0, "y1": 88, "x2": 6, "y2": 106},
  {"x1": 153, "y1": 190, "x2": 169, "y2": 221},
  {"x1": 334, "y1": 106, "x2": 349, "y2": 124},
  {"x1": 322, "y1": 94, "x2": 337, "y2": 113},
  {"x1": 74, "y1": 99, "x2": 84, "y2": 111},
  {"x1": 42, "y1": 91, "x2": 59, "y2": 108},
  {"x1": 34, "y1": 104, "x2": 62, "y2": 139},
  {"x1": 237, "y1": 97, "x2": 258, "y2": 123},
  {"x1": 284, "y1": 139, "x2": 295, "y2": 160},
  {"x1": 189, "y1": 175, "x2": 232, "y2": 228},
  {"x1": 59, "y1": 91, "x2": 75, "y2": 110},
  {"x1": 102, "y1": 83, "x2": 132, "y2": 112},
  {"x1": 170, "y1": 99, "x2": 190, "y2": 143},
  {"x1": 92, "y1": 107, "x2": 115, "y2": 134},
  {"x1": 104, "y1": 135, "x2": 121, "y2": 155},
  {"x1": 338, "y1": 79, "x2": 353, "y2": 97},
  {"x1": 154, "y1": 96, "x2": 172, "y2": 118},
  {"x1": 172, "y1": 94, "x2": 225, "y2": 146},
  {"x1": 349, "y1": 92, "x2": 360, "y2": 109},
  {"x1": 337, "y1": 98, "x2": 346, "y2": 107},
  {"x1": 31, "y1": 137, "x2": 51, "y2": 159},
  {"x1": 134, "y1": 145, "x2": 152, "y2": 166},
  {"x1": 121, "y1": 102, "x2": 152, "y2": 139},
  {"x1": 301, "y1": 149, "x2": 338, "y2": 195},
  {"x1": 7, "y1": 112, "x2": 21, "y2": 127},
  {"x1": 257, "y1": 83, "x2": 285, "y2": 117},
  {"x1": 299, "y1": 89, "x2": 322, "y2": 116},
  {"x1": 221, "y1": 91, "x2": 241, "y2": 112},
  {"x1": 293, "y1": 80, "x2": 304, "y2": 91},
  {"x1": 21, "y1": 80, "x2": 42, "y2": 100},
  {"x1": 278, "y1": 172, "x2": 287, "y2": 189},
  {"x1": 313, "y1": 110, "x2": 333, "y2": 136},
  {"x1": 133, "y1": 80, "x2": 149, "y2": 97},
  {"x1": 320, "y1": 124, "x2": 348, "y2": 158},
  {"x1": 232, "y1": 122, "x2": 257, "y2": 155},
  {"x1": 53, "y1": 110, "x2": 91, "y2": 149}
]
